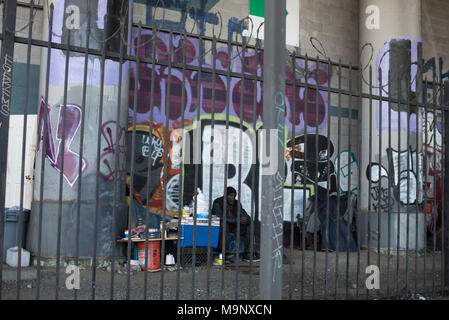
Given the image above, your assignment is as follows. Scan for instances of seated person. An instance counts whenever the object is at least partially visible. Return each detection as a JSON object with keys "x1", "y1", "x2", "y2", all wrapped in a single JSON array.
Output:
[{"x1": 211, "y1": 187, "x2": 259, "y2": 262}]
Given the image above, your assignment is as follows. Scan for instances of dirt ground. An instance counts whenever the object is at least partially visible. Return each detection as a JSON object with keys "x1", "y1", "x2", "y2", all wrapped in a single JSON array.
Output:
[{"x1": 1, "y1": 248, "x2": 448, "y2": 300}]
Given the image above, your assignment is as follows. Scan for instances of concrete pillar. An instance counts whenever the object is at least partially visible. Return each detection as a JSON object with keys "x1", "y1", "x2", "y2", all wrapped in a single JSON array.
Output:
[
  {"x1": 27, "y1": 0, "x2": 133, "y2": 260},
  {"x1": 358, "y1": 0, "x2": 425, "y2": 250}
]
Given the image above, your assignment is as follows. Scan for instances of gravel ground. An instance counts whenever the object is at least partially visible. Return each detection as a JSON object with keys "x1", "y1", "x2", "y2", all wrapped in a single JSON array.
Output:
[{"x1": 1, "y1": 248, "x2": 448, "y2": 300}]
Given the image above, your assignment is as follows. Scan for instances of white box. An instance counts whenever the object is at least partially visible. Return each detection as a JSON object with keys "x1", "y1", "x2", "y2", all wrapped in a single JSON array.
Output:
[{"x1": 6, "y1": 246, "x2": 30, "y2": 268}]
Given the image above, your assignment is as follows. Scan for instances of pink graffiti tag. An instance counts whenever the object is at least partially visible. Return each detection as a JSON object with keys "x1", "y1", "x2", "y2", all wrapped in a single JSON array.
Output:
[
  {"x1": 36, "y1": 97, "x2": 88, "y2": 187},
  {"x1": 99, "y1": 120, "x2": 126, "y2": 182}
]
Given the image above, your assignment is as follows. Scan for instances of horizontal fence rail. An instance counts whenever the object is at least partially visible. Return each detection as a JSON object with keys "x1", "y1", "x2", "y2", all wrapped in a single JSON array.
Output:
[{"x1": 0, "y1": 0, "x2": 448, "y2": 301}]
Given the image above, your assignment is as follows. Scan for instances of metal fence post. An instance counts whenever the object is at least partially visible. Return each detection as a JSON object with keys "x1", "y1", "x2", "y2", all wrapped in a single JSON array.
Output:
[
  {"x1": 444, "y1": 81, "x2": 449, "y2": 290},
  {"x1": 0, "y1": 0, "x2": 17, "y2": 280},
  {"x1": 260, "y1": 0, "x2": 286, "y2": 300}
]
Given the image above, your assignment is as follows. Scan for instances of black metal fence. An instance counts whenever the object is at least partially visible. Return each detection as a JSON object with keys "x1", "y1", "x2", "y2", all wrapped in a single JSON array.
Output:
[{"x1": 0, "y1": 0, "x2": 448, "y2": 300}]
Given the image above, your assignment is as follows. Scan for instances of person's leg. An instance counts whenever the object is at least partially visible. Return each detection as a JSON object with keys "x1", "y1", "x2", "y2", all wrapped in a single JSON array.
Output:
[
  {"x1": 241, "y1": 223, "x2": 259, "y2": 260},
  {"x1": 217, "y1": 220, "x2": 226, "y2": 255}
]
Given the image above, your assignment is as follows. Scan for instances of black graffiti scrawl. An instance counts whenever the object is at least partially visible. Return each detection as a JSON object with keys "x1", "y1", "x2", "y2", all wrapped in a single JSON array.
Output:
[
  {"x1": 285, "y1": 134, "x2": 337, "y2": 192},
  {"x1": 366, "y1": 146, "x2": 423, "y2": 211},
  {"x1": 126, "y1": 128, "x2": 164, "y2": 204}
]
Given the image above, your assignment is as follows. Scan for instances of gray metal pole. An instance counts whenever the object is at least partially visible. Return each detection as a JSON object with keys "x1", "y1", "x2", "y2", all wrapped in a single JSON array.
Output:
[
  {"x1": 0, "y1": 0, "x2": 17, "y2": 262},
  {"x1": 260, "y1": 0, "x2": 286, "y2": 300},
  {"x1": 444, "y1": 82, "x2": 449, "y2": 290}
]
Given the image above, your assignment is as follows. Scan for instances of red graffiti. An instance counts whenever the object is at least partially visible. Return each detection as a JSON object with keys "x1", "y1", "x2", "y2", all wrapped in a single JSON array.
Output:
[{"x1": 129, "y1": 31, "x2": 329, "y2": 131}]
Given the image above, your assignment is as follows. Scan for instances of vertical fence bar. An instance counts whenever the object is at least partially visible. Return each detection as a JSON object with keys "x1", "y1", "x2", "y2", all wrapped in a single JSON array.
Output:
[
  {"x1": 325, "y1": 59, "x2": 332, "y2": 299},
  {"x1": 377, "y1": 67, "x2": 382, "y2": 298},
  {"x1": 366, "y1": 65, "x2": 373, "y2": 300},
  {"x1": 236, "y1": 32, "x2": 248, "y2": 300},
  {"x1": 220, "y1": 40, "x2": 231, "y2": 299},
  {"x1": 335, "y1": 59, "x2": 342, "y2": 299},
  {"x1": 191, "y1": 31, "x2": 203, "y2": 301},
  {"x1": 441, "y1": 81, "x2": 448, "y2": 296},
  {"x1": 423, "y1": 77, "x2": 429, "y2": 297},
  {"x1": 55, "y1": 28, "x2": 71, "y2": 300},
  {"x1": 312, "y1": 57, "x2": 319, "y2": 299},
  {"x1": 444, "y1": 82, "x2": 449, "y2": 293},
  {"x1": 0, "y1": 3, "x2": 17, "y2": 297},
  {"x1": 395, "y1": 74, "x2": 401, "y2": 298},
  {"x1": 416, "y1": 43, "x2": 423, "y2": 298},
  {"x1": 300, "y1": 55, "x2": 308, "y2": 300},
  {"x1": 288, "y1": 51, "x2": 296, "y2": 301},
  {"x1": 144, "y1": 23, "x2": 158, "y2": 300},
  {"x1": 414, "y1": 72, "x2": 420, "y2": 296},
  {"x1": 36, "y1": 4, "x2": 54, "y2": 300},
  {"x1": 431, "y1": 76, "x2": 438, "y2": 298},
  {"x1": 248, "y1": 38, "x2": 260, "y2": 300},
  {"x1": 92, "y1": 25, "x2": 108, "y2": 301},
  {"x1": 405, "y1": 72, "x2": 411, "y2": 295},
  {"x1": 206, "y1": 35, "x2": 217, "y2": 300},
  {"x1": 175, "y1": 26, "x2": 187, "y2": 301},
  {"x1": 355, "y1": 62, "x2": 362, "y2": 300},
  {"x1": 76, "y1": 6, "x2": 91, "y2": 302},
  {"x1": 126, "y1": 22, "x2": 142, "y2": 300},
  {"x1": 386, "y1": 70, "x2": 391, "y2": 298},
  {"x1": 109, "y1": 8, "x2": 124, "y2": 301},
  {"x1": 16, "y1": 0, "x2": 34, "y2": 300},
  {"x1": 346, "y1": 63, "x2": 353, "y2": 300},
  {"x1": 159, "y1": 28, "x2": 174, "y2": 301}
]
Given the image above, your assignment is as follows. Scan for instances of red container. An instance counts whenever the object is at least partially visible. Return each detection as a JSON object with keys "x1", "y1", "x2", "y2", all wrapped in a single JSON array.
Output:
[{"x1": 137, "y1": 241, "x2": 160, "y2": 270}]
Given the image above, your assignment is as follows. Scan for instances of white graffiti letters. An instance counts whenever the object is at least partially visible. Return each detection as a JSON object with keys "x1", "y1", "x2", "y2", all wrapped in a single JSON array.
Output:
[{"x1": 1, "y1": 54, "x2": 13, "y2": 117}]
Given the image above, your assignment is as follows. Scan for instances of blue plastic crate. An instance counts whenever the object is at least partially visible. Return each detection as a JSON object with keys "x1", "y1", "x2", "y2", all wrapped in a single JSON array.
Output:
[{"x1": 180, "y1": 224, "x2": 219, "y2": 248}]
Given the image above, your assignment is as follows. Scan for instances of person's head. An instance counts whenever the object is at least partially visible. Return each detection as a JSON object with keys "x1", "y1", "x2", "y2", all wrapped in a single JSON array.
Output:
[{"x1": 226, "y1": 187, "x2": 237, "y2": 204}]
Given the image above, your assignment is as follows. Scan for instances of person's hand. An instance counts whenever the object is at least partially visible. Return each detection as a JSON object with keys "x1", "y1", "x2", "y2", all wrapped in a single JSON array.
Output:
[{"x1": 240, "y1": 215, "x2": 250, "y2": 225}]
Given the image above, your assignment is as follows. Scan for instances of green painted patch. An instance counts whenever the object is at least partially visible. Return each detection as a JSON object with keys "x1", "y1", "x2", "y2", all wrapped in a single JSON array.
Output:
[
  {"x1": 249, "y1": 0, "x2": 265, "y2": 17},
  {"x1": 10, "y1": 62, "x2": 40, "y2": 115},
  {"x1": 329, "y1": 106, "x2": 359, "y2": 120},
  {"x1": 249, "y1": 0, "x2": 288, "y2": 17}
]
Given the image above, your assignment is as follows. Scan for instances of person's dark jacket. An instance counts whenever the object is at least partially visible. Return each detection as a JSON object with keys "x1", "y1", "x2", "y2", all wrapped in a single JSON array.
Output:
[
  {"x1": 308, "y1": 190, "x2": 358, "y2": 252},
  {"x1": 211, "y1": 196, "x2": 249, "y2": 234}
]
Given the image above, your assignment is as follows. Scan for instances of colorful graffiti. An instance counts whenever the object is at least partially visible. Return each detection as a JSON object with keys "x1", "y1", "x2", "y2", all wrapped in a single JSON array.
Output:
[
  {"x1": 126, "y1": 118, "x2": 255, "y2": 214},
  {"x1": 126, "y1": 29, "x2": 332, "y2": 217},
  {"x1": 284, "y1": 134, "x2": 358, "y2": 194},
  {"x1": 422, "y1": 111, "x2": 443, "y2": 229},
  {"x1": 126, "y1": 119, "x2": 192, "y2": 213},
  {"x1": 128, "y1": 29, "x2": 329, "y2": 133},
  {"x1": 37, "y1": 97, "x2": 127, "y2": 187},
  {"x1": 37, "y1": 97, "x2": 88, "y2": 187},
  {"x1": 100, "y1": 120, "x2": 127, "y2": 182},
  {"x1": 126, "y1": 118, "x2": 366, "y2": 221}
]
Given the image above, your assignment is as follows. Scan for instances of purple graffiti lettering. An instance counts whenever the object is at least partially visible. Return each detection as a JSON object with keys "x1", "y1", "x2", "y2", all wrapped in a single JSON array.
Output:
[
  {"x1": 37, "y1": 97, "x2": 56, "y2": 164},
  {"x1": 52, "y1": 103, "x2": 87, "y2": 187},
  {"x1": 37, "y1": 97, "x2": 88, "y2": 187},
  {"x1": 128, "y1": 30, "x2": 329, "y2": 132}
]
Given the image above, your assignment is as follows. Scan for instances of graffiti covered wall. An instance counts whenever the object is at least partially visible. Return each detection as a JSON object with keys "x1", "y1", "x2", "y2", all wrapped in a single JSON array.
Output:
[{"x1": 126, "y1": 28, "x2": 359, "y2": 221}]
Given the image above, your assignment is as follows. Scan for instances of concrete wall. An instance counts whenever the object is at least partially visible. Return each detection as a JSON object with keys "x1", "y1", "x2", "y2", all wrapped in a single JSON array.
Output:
[
  {"x1": 299, "y1": 0, "x2": 359, "y2": 66},
  {"x1": 422, "y1": 0, "x2": 449, "y2": 65}
]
